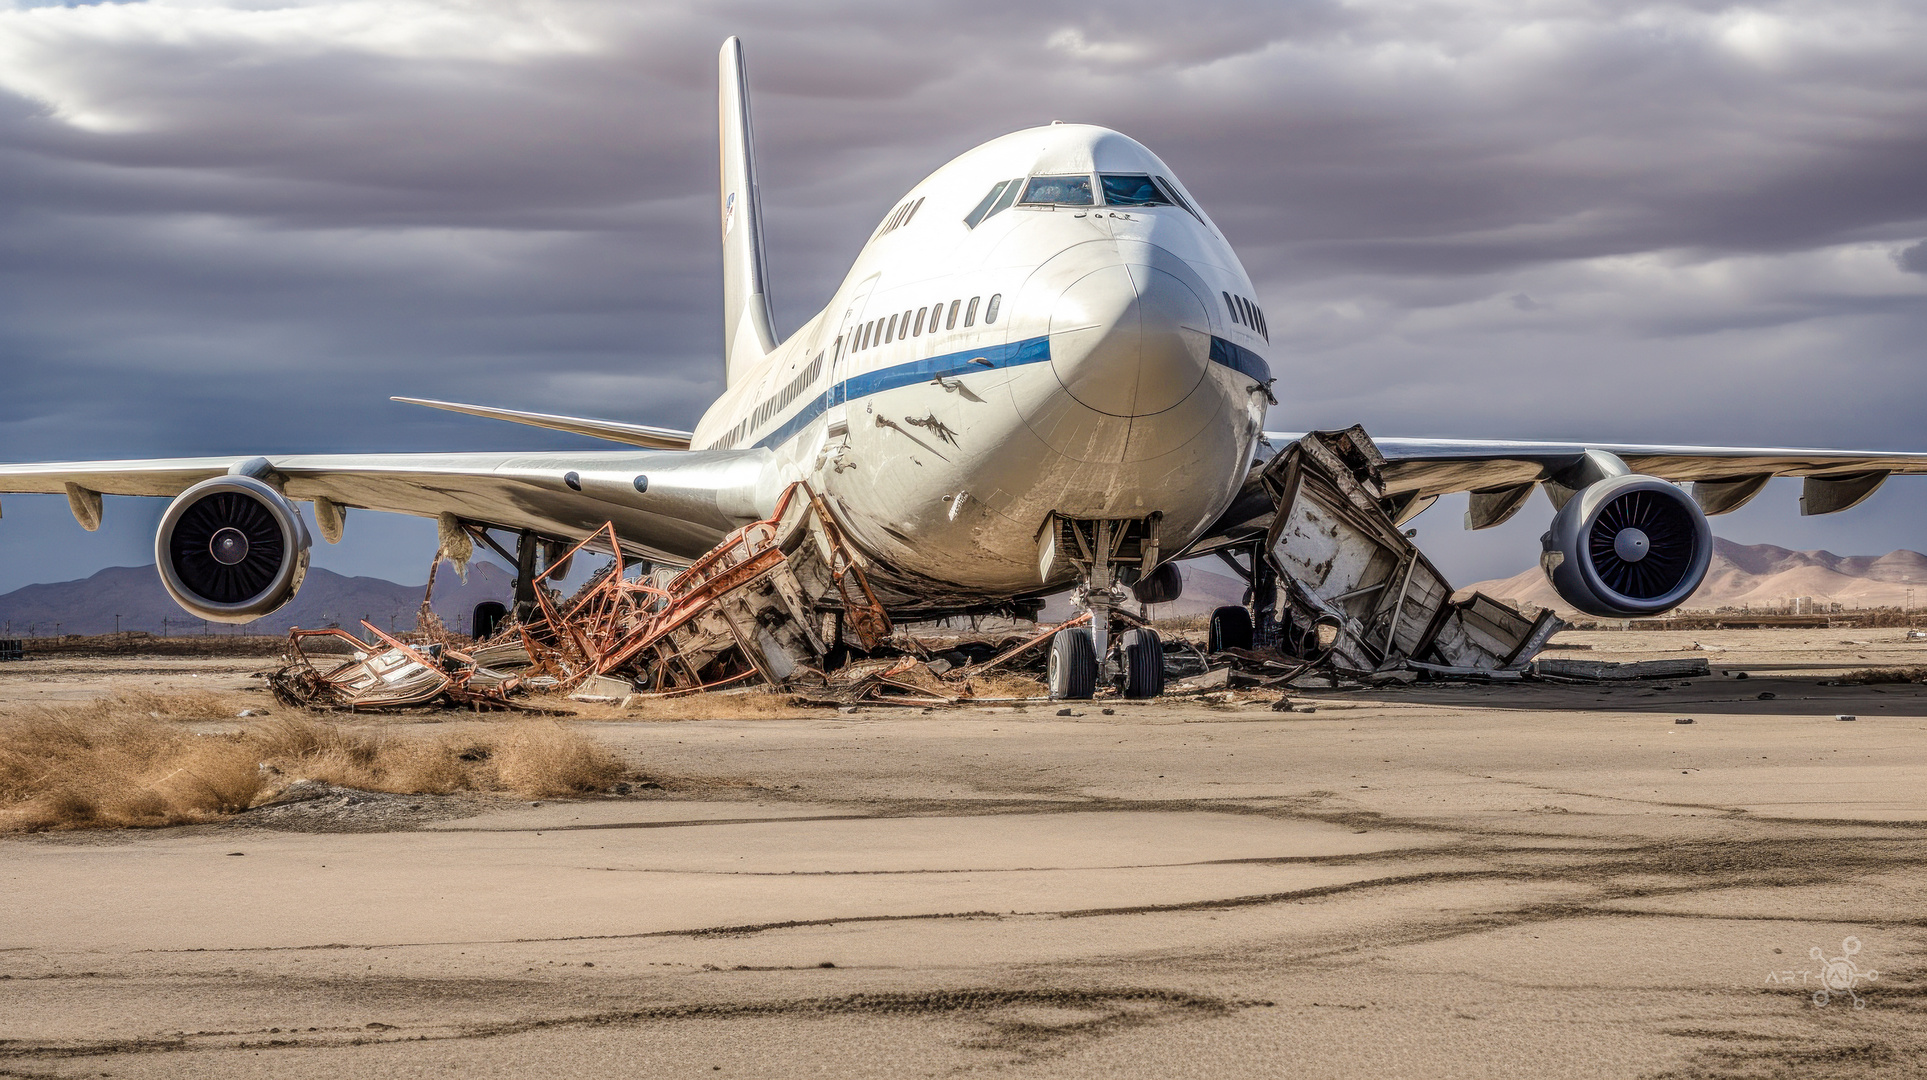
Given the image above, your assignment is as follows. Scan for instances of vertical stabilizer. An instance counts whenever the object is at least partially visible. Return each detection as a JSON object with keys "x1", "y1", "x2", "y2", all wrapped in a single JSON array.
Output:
[{"x1": 719, "y1": 37, "x2": 776, "y2": 386}]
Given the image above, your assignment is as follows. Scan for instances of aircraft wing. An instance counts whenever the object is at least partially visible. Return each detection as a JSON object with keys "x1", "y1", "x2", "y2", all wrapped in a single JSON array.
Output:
[
  {"x1": 0, "y1": 449, "x2": 774, "y2": 562},
  {"x1": 1346, "y1": 436, "x2": 1927, "y2": 500},
  {"x1": 1189, "y1": 430, "x2": 1927, "y2": 558},
  {"x1": 1256, "y1": 430, "x2": 1927, "y2": 527}
]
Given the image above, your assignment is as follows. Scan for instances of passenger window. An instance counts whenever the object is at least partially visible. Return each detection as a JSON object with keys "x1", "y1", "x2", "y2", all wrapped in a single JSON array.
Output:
[
  {"x1": 1019, "y1": 175, "x2": 1094, "y2": 206},
  {"x1": 914, "y1": 307, "x2": 927, "y2": 336},
  {"x1": 1223, "y1": 293, "x2": 1240, "y2": 325},
  {"x1": 902, "y1": 310, "x2": 912, "y2": 337},
  {"x1": 903, "y1": 197, "x2": 924, "y2": 226},
  {"x1": 964, "y1": 181, "x2": 1010, "y2": 229},
  {"x1": 985, "y1": 294, "x2": 1001, "y2": 323},
  {"x1": 930, "y1": 299, "x2": 943, "y2": 331},
  {"x1": 965, "y1": 296, "x2": 980, "y2": 326},
  {"x1": 861, "y1": 321, "x2": 872, "y2": 349},
  {"x1": 946, "y1": 299, "x2": 960, "y2": 330},
  {"x1": 886, "y1": 314, "x2": 898, "y2": 342},
  {"x1": 1099, "y1": 174, "x2": 1169, "y2": 207}
]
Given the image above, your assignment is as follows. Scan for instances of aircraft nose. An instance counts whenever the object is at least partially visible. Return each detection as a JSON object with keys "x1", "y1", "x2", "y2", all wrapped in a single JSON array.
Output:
[{"x1": 1048, "y1": 263, "x2": 1211, "y2": 417}]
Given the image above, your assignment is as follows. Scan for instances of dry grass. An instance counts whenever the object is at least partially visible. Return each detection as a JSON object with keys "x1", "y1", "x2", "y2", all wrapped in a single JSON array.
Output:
[{"x1": 0, "y1": 694, "x2": 632, "y2": 833}]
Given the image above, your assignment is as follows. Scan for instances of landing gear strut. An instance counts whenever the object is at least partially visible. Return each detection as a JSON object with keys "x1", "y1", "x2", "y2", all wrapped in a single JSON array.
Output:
[{"x1": 1043, "y1": 514, "x2": 1168, "y2": 700}]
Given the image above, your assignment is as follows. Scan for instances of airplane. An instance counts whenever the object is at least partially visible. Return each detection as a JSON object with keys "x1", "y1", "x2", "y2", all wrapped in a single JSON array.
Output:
[{"x1": 4, "y1": 37, "x2": 1925, "y2": 699}]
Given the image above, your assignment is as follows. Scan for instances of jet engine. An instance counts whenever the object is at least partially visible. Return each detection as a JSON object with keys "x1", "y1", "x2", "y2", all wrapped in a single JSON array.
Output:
[
  {"x1": 1540, "y1": 472, "x2": 1712, "y2": 618},
  {"x1": 154, "y1": 475, "x2": 311, "y2": 623}
]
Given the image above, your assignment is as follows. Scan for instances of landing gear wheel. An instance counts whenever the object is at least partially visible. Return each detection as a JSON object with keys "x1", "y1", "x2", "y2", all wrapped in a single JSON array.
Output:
[
  {"x1": 1121, "y1": 628, "x2": 1165, "y2": 699},
  {"x1": 1048, "y1": 627, "x2": 1098, "y2": 700},
  {"x1": 1208, "y1": 605, "x2": 1253, "y2": 653}
]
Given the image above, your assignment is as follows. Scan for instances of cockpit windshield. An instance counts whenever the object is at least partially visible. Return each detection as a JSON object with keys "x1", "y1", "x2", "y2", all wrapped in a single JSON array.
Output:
[
  {"x1": 1019, "y1": 175, "x2": 1094, "y2": 206},
  {"x1": 1099, "y1": 174, "x2": 1171, "y2": 207}
]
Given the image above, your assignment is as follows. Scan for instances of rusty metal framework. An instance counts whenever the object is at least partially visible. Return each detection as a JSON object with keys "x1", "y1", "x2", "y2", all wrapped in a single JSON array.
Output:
[{"x1": 496, "y1": 482, "x2": 892, "y2": 696}]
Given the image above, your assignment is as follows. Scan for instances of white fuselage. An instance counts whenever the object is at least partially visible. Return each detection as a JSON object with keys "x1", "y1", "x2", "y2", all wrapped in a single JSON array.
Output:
[{"x1": 691, "y1": 125, "x2": 1273, "y2": 607}]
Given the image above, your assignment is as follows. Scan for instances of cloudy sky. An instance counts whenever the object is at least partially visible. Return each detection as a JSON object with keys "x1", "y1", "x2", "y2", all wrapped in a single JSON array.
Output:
[{"x1": 1, "y1": 0, "x2": 1924, "y2": 598}]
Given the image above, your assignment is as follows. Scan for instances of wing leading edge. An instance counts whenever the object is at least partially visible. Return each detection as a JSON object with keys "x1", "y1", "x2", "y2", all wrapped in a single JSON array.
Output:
[{"x1": 0, "y1": 449, "x2": 775, "y2": 563}]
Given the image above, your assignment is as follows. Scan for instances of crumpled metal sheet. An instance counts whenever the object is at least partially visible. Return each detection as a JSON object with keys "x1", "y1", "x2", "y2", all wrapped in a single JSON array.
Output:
[
  {"x1": 270, "y1": 622, "x2": 527, "y2": 711},
  {"x1": 1255, "y1": 428, "x2": 1563, "y2": 677}
]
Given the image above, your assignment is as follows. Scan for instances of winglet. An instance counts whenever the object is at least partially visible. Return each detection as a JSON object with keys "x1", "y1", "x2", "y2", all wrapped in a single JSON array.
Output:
[{"x1": 719, "y1": 36, "x2": 776, "y2": 387}]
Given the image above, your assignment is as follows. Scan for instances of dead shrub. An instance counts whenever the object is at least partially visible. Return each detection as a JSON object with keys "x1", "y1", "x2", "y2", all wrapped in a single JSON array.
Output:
[
  {"x1": 1844, "y1": 666, "x2": 1927, "y2": 684},
  {"x1": 0, "y1": 698, "x2": 632, "y2": 833},
  {"x1": 492, "y1": 721, "x2": 626, "y2": 797}
]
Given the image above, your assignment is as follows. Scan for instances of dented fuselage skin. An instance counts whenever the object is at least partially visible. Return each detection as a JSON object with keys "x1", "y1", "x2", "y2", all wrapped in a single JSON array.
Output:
[{"x1": 692, "y1": 125, "x2": 1273, "y2": 608}]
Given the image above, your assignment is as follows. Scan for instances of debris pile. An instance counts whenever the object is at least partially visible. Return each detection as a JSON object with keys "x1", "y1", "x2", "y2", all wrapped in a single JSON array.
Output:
[
  {"x1": 272, "y1": 483, "x2": 892, "y2": 710},
  {"x1": 1211, "y1": 428, "x2": 1563, "y2": 680},
  {"x1": 269, "y1": 433, "x2": 1582, "y2": 710},
  {"x1": 269, "y1": 623, "x2": 531, "y2": 711}
]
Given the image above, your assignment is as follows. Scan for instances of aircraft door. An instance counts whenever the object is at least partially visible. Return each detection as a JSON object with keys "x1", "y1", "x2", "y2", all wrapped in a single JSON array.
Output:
[{"x1": 823, "y1": 275, "x2": 878, "y2": 440}]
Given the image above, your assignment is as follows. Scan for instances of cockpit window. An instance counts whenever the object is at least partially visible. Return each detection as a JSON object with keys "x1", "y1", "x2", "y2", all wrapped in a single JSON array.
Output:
[
  {"x1": 1019, "y1": 175, "x2": 1094, "y2": 206},
  {"x1": 964, "y1": 181, "x2": 1009, "y2": 229},
  {"x1": 1099, "y1": 174, "x2": 1170, "y2": 207}
]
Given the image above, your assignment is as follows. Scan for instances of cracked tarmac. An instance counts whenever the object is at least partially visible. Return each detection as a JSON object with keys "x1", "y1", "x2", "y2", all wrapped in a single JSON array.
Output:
[{"x1": 2, "y1": 628, "x2": 1925, "y2": 1078}]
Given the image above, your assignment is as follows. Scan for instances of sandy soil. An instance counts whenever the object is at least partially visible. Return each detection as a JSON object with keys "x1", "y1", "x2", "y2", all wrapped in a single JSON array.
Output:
[{"x1": 2, "y1": 628, "x2": 1925, "y2": 1078}]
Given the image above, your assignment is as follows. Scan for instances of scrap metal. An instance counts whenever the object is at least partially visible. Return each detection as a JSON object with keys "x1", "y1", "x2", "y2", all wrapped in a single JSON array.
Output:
[
  {"x1": 270, "y1": 622, "x2": 528, "y2": 711},
  {"x1": 483, "y1": 481, "x2": 891, "y2": 697},
  {"x1": 1227, "y1": 427, "x2": 1564, "y2": 678}
]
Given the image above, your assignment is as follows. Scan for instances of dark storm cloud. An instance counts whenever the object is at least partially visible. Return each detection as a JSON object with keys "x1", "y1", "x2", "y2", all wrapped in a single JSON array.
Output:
[{"x1": 2, "y1": 0, "x2": 1925, "y2": 594}]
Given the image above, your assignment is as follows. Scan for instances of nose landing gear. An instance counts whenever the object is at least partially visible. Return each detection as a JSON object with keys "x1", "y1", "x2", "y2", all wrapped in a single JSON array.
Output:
[{"x1": 1040, "y1": 514, "x2": 1170, "y2": 700}]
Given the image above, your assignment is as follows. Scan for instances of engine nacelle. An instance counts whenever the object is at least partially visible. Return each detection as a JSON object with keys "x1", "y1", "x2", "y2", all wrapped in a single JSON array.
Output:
[
  {"x1": 1541, "y1": 473, "x2": 1712, "y2": 618},
  {"x1": 155, "y1": 475, "x2": 312, "y2": 623}
]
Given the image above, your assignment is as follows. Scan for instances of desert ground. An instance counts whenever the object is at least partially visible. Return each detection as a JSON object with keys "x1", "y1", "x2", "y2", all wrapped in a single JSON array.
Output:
[{"x1": 3, "y1": 627, "x2": 1925, "y2": 1079}]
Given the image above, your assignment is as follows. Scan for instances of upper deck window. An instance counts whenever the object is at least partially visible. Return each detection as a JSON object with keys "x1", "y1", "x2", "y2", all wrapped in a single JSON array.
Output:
[
  {"x1": 1019, "y1": 175, "x2": 1094, "y2": 207},
  {"x1": 1099, "y1": 174, "x2": 1171, "y2": 207}
]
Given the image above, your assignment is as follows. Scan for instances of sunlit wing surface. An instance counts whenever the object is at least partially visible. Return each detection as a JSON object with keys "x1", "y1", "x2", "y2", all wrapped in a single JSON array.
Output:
[
  {"x1": 1340, "y1": 436, "x2": 1927, "y2": 496},
  {"x1": 0, "y1": 451, "x2": 770, "y2": 562}
]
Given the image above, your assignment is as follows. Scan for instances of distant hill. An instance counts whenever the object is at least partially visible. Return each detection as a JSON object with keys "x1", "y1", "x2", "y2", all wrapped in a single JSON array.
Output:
[
  {"x1": 0, "y1": 562, "x2": 518, "y2": 639},
  {"x1": 1465, "y1": 538, "x2": 1927, "y2": 615}
]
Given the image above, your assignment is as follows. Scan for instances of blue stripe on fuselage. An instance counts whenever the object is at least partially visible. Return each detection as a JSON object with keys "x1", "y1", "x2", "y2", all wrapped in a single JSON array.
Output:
[
  {"x1": 748, "y1": 333, "x2": 1265, "y2": 451},
  {"x1": 1210, "y1": 336, "x2": 1271, "y2": 385}
]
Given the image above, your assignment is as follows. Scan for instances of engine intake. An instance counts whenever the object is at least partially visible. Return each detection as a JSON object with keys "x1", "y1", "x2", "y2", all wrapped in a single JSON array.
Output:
[
  {"x1": 155, "y1": 475, "x2": 311, "y2": 623},
  {"x1": 1541, "y1": 473, "x2": 1711, "y2": 618}
]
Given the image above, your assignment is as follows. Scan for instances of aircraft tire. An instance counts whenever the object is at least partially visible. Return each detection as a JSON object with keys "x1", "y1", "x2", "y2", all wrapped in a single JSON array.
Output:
[
  {"x1": 1048, "y1": 627, "x2": 1098, "y2": 700},
  {"x1": 1208, "y1": 605, "x2": 1253, "y2": 653},
  {"x1": 1121, "y1": 628, "x2": 1165, "y2": 699}
]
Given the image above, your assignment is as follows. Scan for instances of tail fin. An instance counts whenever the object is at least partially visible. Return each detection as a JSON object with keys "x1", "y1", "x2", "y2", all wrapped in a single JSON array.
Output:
[{"x1": 718, "y1": 37, "x2": 776, "y2": 387}]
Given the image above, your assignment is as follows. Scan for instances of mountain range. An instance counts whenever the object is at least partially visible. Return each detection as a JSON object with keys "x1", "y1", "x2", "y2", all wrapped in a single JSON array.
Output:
[
  {"x1": 1466, "y1": 538, "x2": 1927, "y2": 615},
  {"x1": 0, "y1": 562, "x2": 518, "y2": 639},
  {"x1": 4, "y1": 538, "x2": 1915, "y2": 638}
]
